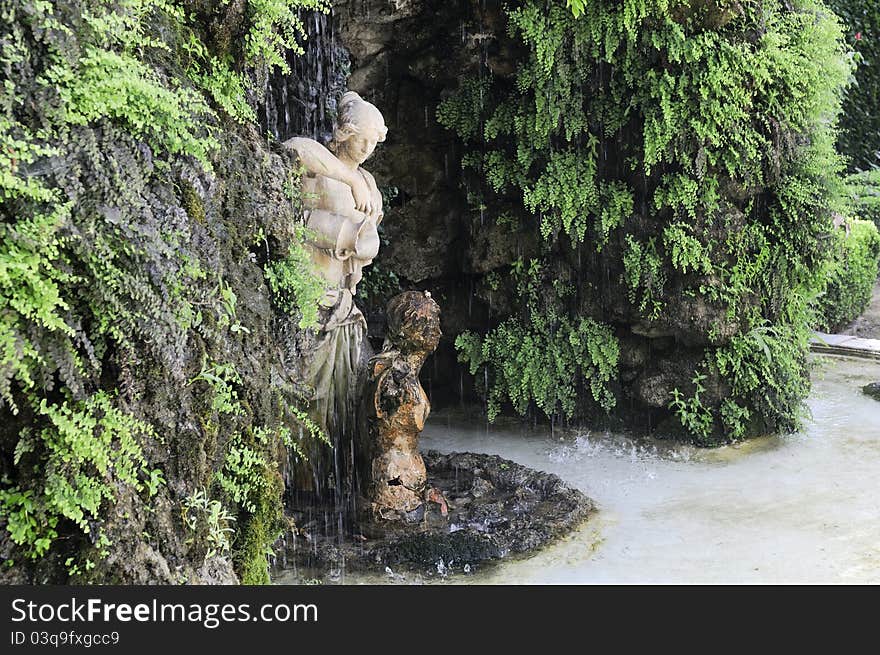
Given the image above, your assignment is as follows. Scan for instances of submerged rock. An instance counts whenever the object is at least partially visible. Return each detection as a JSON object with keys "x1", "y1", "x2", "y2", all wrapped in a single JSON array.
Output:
[
  {"x1": 281, "y1": 450, "x2": 594, "y2": 577},
  {"x1": 863, "y1": 382, "x2": 880, "y2": 401}
]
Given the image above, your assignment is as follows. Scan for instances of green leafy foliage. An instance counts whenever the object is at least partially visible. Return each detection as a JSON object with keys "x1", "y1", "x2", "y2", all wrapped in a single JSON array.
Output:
[
  {"x1": 457, "y1": 316, "x2": 619, "y2": 421},
  {"x1": 213, "y1": 425, "x2": 293, "y2": 585},
  {"x1": 0, "y1": 207, "x2": 76, "y2": 412},
  {"x1": 456, "y1": 259, "x2": 619, "y2": 421},
  {"x1": 622, "y1": 235, "x2": 666, "y2": 319},
  {"x1": 190, "y1": 362, "x2": 244, "y2": 416},
  {"x1": 358, "y1": 264, "x2": 400, "y2": 307},
  {"x1": 670, "y1": 372, "x2": 713, "y2": 440},
  {"x1": 815, "y1": 220, "x2": 880, "y2": 332},
  {"x1": 441, "y1": 0, "x2": 851, "y2": 439},
  {"x1": 184, "y1": 0, "x2": 330, "y2": 123},
  {"x1": 49, "y1": 47, "x2": 216, "y2": 166},
  {"x1": 194, "y1": 58, "x2": 257, "y2": 124},
  {"x1": 216, "y1": 428, "x2": 275, "y2": 515},
  {"x1": 523, "y1": 148, "x2": 598, "y2": 242},
  {"x1": 713, "y1": 319, "x2": 812, "y2": 436},
  {"x1": 263, "y1": 228, "x2": 327, "y2": 329},
  {"x1": 182, "y1": 489, "x2": 236, "y2": 562},
  {"x1": 0, "y1": 392, "x2": 162, "y2": 559},
  {"x1": 245, "y1": 0, "x2": 329, "y2": 71}
]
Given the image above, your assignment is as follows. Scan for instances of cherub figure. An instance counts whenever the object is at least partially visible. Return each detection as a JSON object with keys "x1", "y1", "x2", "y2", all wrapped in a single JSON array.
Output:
[{"x1": 362, "y1": 291, "x2": 442, "y2": 519}]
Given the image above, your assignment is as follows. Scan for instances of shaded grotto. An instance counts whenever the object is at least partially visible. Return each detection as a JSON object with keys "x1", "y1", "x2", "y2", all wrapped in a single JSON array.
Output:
[{"x1": 0, "y1": 0, "x2": 868, "y2": 584}]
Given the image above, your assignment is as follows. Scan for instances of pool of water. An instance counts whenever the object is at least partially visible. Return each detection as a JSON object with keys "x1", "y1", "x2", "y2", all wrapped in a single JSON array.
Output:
[{"x1": 275, "y1": 355, "x2": 880, "y2": 584}]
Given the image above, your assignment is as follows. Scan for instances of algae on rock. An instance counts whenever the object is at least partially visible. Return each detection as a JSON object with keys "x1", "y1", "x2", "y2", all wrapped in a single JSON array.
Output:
[{"x1": 0, "y1": 0, "x2": 329, "y2": 583}]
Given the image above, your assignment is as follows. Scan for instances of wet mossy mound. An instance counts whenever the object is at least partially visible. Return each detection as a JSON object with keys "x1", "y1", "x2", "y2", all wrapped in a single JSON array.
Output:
[
  {"x1": 863, "y1": 382, "x2": 880, "y2": 402},
  {"x1": 282, "y1": 450, "x2": 594, "y2": 576}
]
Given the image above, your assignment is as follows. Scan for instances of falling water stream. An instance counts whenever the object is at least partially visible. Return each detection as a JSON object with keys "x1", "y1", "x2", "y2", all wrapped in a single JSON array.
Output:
[
  {"x1": 259, "y1": 9, "x2": 348, "y2": 143},
  {"x1": 274, "y1": 355, "x2": 880, "y2": 584}
]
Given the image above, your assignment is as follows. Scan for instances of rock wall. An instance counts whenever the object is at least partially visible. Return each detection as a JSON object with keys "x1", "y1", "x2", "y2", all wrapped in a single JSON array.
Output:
[
  {"x1": 0, "y1": 0, "x2": 324, "y2": 584},
  {"x1": 333, "y1": 0, "x2": 536, "y2": 403}
]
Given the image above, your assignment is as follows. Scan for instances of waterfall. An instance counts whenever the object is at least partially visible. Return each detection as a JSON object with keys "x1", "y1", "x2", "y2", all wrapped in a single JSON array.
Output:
[
  {"x1": 264, "y1": 9, "x2": 361, "y2": 518},
  {"x1": 259, "y1": 8, "x2": 350, "y2": 144}
]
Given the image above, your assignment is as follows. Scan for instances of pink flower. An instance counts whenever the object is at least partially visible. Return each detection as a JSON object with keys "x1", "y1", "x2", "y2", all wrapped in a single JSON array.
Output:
[{"x1": 855, "y1": 32, "x2": 862, "y2": 41}]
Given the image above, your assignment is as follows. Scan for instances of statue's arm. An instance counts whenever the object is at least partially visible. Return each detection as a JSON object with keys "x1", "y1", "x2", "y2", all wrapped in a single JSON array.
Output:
[
  {"x1": 286, "y1": 137, "x2": 351, "y2": 182},
  {"x1": 358, "y1": 168, "x2": 383, "y2": 223},
  {"x1": 285, "y1": 137, "x2": 374, "y2": 215}
]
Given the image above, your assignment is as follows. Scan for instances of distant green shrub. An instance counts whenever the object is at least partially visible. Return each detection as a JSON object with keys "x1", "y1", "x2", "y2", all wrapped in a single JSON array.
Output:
[
  {"x1": 827, "y1": 0, "x2": 880, "y2": 170},
  {"x1": 815, "y1": 220, "x2": 880, "y2": 332},
  {"x1": 845, "y1": 169, "x2": 880, "y2": 230}
]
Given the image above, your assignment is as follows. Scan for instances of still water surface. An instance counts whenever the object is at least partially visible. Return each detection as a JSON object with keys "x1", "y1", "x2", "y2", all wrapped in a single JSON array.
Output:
[{"x1": 276, "y1": 356, "x2": 880, "y2": 584}]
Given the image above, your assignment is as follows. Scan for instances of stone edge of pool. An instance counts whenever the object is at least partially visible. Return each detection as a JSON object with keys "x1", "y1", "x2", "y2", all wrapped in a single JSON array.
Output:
[{"x1": 811, "y1": 332, "x2": 880, "y2": 360}]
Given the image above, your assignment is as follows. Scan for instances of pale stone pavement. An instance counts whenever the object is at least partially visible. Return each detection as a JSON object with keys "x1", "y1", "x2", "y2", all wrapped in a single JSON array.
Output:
[{"x1": 811, "y1": 279, "x2": 880, "y2": 360}]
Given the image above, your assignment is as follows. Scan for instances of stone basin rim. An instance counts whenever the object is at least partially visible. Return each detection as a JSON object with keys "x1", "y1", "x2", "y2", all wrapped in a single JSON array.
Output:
[{"x1": 279, "y1": 449, "x2": 596, "y2": 578}]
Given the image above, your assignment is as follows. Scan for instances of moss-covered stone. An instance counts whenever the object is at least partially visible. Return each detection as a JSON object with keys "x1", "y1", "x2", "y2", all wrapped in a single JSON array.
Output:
[
  {"x1": 234, "y1": 467, "x2": 285, "y2": 585},
  {"x1": 337, "y1": 0, "x2": 854, "y2": 443},
  {"x1": 180, "y1": 180, "x2": 207, "y2": 225},
  {"x1": 0, "y1": 0, "x2": 325, "y2": 583}
]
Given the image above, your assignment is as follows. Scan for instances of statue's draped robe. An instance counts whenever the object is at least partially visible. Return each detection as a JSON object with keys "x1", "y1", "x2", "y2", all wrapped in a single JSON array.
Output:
[
  {"x1": 290, "y1": 152, "x2": 381, "y2": 506},
  {"x1": 300, "y1": 231, "x2": 375, "y2": 505}
]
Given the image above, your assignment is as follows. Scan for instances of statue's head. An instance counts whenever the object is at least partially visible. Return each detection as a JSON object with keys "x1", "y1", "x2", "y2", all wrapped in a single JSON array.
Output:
[
  {"x1": 384, "y1": 291, "x2": 442, "y2": 356},
  {"x1": 329, "y1": 91, "x2": 388, "y2": 165}
]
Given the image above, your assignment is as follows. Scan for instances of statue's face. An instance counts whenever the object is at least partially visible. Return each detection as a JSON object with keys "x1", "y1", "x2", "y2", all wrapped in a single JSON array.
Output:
[
  {"x1": 341, "y1": 126, "x2": 384, "y2": 165},
  {"x1": 338, "y1": 100, "x2": 386, "y2": 165}
]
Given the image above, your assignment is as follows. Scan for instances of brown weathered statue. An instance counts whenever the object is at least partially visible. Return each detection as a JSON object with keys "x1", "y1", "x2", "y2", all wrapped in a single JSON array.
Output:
[{"x1": 362, "y1": 291, "x2": 441, "y2": 519}]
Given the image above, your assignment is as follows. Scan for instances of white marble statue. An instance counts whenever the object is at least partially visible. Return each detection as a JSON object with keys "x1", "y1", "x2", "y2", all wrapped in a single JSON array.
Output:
[
  {"x1": 283, "y1": 92, "x2": 388, "y2": 484},
  {"x1": 285, "y1": 91, "x2": 387, "y2": 331}
]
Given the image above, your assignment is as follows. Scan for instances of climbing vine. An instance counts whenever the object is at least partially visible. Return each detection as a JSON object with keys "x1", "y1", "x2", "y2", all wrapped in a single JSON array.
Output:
[{"x1": 814, "y1": 220, "x2": 880, "y2": 332}]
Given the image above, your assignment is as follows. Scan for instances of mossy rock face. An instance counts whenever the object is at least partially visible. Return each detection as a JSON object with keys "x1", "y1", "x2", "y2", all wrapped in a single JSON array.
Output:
[
  {"x1": 281, "y1": 450, "x2": 594, "y2": 577},
  {"x1": 334, "y1": 0, "x2": 854, "y2": 444},
  {"x1": 0, "y1": 0, "x2": 319, "y2": 583},
  {"x1": 863, "y1": 382, "x2": 880, "y2": 402}
]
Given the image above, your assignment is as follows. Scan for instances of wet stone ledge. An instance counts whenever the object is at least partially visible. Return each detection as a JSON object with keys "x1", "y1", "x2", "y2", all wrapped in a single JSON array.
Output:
[{"x1": 279, "y1": 451, "x2": 595, "y2": 578}]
